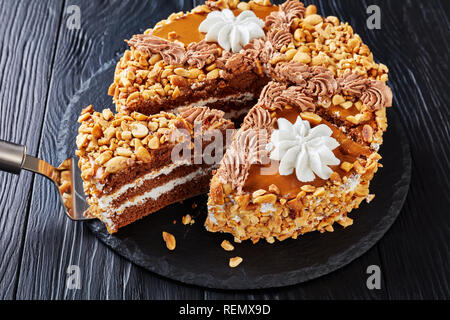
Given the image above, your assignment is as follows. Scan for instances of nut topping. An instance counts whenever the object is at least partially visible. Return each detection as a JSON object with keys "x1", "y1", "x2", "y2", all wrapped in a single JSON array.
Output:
[
  {"x1": 135, "y1": 146, "x2": 152, "y2": 162},
  {"x1": 362, "y1": 124, "x2": 374, "y2": 143},
  {"x1": 131, "y1": 123, "x2": 149, "y2": 138},
  {"x1": 229, "y1": 256, "x2": 243, "y2": 268}
]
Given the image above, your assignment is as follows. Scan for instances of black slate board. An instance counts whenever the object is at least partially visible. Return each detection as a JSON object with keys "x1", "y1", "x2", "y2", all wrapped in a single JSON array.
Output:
[{"x1": 64, "y1": 61, "x2": 412, "y2": 290}]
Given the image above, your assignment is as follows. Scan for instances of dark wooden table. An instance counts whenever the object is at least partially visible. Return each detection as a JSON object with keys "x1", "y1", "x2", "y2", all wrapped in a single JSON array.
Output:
[{"x1": 0, "y1": 0, "x2": 448, "y2": 300}]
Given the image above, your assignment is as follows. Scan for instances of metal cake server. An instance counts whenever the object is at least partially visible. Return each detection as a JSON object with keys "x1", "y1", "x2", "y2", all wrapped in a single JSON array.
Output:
[{"x1": 0, "y1": 139, "x2": 91, "y2": 220}]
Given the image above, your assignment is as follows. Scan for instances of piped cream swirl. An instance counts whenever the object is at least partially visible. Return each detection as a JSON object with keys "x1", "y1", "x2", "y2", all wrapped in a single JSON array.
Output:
[
  {"x1": 268, "y1": 117, "x2": 340, "y2": 182},
  {"x1": 199, "y1": 9, "x2": 265, "y2": 53}
]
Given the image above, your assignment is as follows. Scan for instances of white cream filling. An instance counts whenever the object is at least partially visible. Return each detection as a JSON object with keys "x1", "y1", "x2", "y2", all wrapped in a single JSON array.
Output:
[
  {"x1": 101, "y1": 166, "x2": 210, "y2": 228},
  {"x1": 97, "y1": 160, "x2": 191, "y2": 210}
]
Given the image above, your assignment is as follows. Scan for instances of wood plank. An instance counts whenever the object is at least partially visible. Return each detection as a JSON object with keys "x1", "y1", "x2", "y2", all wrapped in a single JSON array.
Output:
[
  {"x1": 0, "y1": 0, "x2": 63, "y2": 299},
  {"x1": 373, "y1": 0, "x2": 450, "y2": 299},
  {"x1": 16, "y1": 0, "x2": 203, "y2": 299}
]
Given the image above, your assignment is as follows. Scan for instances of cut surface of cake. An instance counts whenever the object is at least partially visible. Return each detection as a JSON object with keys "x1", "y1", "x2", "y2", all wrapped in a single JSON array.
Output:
[
  {"x1": 78, "y1": 0, "x2": 393, "y2": 236},
  {"x1": 76, "y1": 105, "x2": 233, "y2": 233},
  {"x1": 206, "y1": 62, "x2": 392, "y2": 243},
  {"x1": 108, "y1": 0, "x2": 388, "y2": 122}
]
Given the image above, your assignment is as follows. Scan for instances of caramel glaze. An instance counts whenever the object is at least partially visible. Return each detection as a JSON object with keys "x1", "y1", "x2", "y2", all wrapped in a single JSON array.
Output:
[
  {"x1": 243, "y1": 107, "x2": 372, "y2": 198},
  {"x1": 323, "y1": 104, "x2": 378, "y2": 145},
  {"x1": 151, "y1": 4, "x2": 278, "y2": 46},
  {"x1": 328, "y1": 104, "x2": 359, "y2": 120}
]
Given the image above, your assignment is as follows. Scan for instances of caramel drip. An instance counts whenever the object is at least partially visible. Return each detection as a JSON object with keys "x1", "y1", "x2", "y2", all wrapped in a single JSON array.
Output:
[
  {"x1": 152, "y1": 13, "x2": 207, "y2": 46},
  {"x1": 151, "y1": 5, "x2": 278, "y2": 46},
  {"x1": 248, "y1": 3, "x2": 279, "y2": 19},
  {"x1": 243, "y1": 108, "x2": 371, "y2": 197}
]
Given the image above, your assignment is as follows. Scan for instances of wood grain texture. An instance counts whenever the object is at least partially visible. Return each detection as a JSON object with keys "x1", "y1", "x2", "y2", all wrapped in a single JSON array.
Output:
[
  {"x1": 0, "y1": 0, "x2": 448, "y2": 299},
  {"x1": 15, "y1": 0, "x2": 203, "y2": 300},
  {"x1": 0, "y1": 0, "x2": 63, "y2": 299}
]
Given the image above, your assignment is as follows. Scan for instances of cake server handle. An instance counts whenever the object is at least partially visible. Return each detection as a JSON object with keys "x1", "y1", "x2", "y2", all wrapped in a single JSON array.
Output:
[
  {"x1": 0, "y1": 139, "x2": 91, "y2": 220},
  {"x1": 0, "y1": 139, "x2": 27, "y2": 175},
  {"x1": 0, "y1": 139, "x2": 62, "y2": 184}
]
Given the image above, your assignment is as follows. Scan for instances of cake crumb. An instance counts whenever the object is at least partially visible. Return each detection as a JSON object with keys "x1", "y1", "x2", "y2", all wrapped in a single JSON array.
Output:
[
  {"x1": 229, "y1": 256, "x2": 243, "y2": 268},
  {"x1": 192, "y1": 203, "x2": 197, "y2": 209},
  {"x1": 221, "y1": 240, "x2": 234, "y2": 251},
  {"x1": 182, "y1": 214, "x2": 192, "y2": 225},
  {"x1": 366, "y1": 194, "x2": 375, "y2": 203},
  {"x1": 162, "y1": 231, "x2": 176, "y2": 251},
  {"x1": 173, "y1": 220, "x2": 177, "y2": 224}
]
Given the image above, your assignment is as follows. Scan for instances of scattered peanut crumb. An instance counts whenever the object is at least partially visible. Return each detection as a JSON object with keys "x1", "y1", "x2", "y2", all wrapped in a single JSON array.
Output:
[
  {"x1": 182, "y1": 214, "x2": 192, "y2": 225},
  {"x1": 366, "y1": 194, "x2": 375, "y2": 203},
  {"x1": 162, "y1": 231, "x2": 176, "y2": 251},
  {"x1": 221, "y1": 240, "x2": 234, "y2": 251},
  {"x1": 229, "y1": 256, "x2": 243, "y2": 268}
]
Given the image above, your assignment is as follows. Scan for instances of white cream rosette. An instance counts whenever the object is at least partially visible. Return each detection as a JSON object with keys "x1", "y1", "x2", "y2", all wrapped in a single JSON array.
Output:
[{"x1": 269, "y1": 117, "x2": 341, "y2": 182}]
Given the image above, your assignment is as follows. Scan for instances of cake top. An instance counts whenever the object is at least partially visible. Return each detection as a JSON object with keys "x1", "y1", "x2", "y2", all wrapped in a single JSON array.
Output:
[
  {"x1": 215, "y1": 62, "x2": 392, "y2": 196},
  {"x1": 110, "y1": 0, "x2": 389, "y2": 113},
  {"x1": 75, "y1": 105, "x2": 233, "y2": 189},
  {"x1": 198, "y1": 8, "x2": 266, "y2": 53}
]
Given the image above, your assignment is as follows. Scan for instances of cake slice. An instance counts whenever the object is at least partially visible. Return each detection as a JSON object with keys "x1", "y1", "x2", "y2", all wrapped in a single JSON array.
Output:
[
  {"x1": 76, "y1": 105, "x2": 233, "y2": 233},
  {"x1": 206, "y1": 63, "x2": 392, "y2": 243}
]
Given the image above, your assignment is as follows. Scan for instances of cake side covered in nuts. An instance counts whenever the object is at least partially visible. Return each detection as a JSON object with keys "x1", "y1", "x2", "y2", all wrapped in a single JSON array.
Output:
[
  {"x1": 205, "y1": 63, "x2": 392, "y2": 243},
  {"x1": 76, "y1": 105, "x2": 233, "y2": 233},
  {"x1": 109, "y1": 0, "x2": 388, "y2": 123}
]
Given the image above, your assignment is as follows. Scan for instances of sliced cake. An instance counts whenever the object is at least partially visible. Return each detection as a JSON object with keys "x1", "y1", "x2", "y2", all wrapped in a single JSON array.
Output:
[{"x1": 76, "y1": 105, "x2": 233, "y2": 233}]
